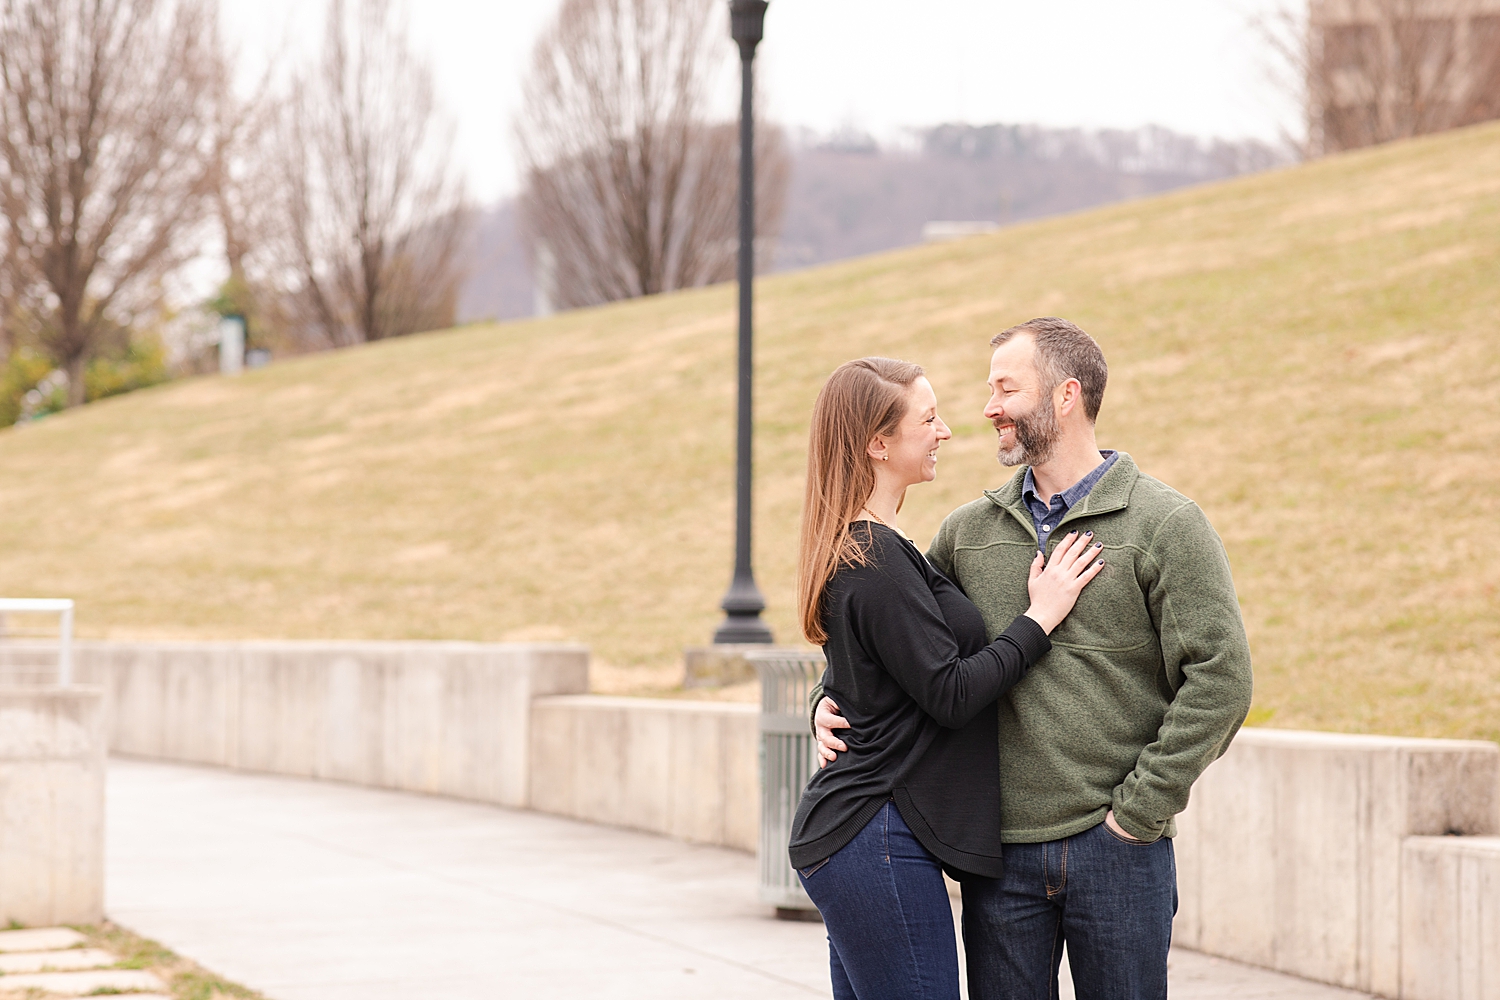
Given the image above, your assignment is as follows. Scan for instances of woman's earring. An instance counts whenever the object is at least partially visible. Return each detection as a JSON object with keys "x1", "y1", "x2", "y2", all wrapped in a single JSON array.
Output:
[{"x1": 881, "y1": 455, "x2": 888, "y2": 461}]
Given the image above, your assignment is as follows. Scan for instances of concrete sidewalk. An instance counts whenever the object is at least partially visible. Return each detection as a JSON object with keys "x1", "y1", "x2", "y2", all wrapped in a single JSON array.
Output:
[{"x1": 106, "y1": 759, "x2": 1374, "y2": 1000}]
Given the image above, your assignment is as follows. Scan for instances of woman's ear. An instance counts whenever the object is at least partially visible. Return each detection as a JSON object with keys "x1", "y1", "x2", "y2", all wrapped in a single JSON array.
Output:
[{"x1": 866, "y1": 435, "x2": 889, "y2": 463}]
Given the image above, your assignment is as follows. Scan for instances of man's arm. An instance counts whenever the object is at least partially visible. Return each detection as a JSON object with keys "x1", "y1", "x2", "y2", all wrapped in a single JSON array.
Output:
[
  {"x1": 1110, "y1": 501, "x2": 1254, "y2": 843},
  {"x1": 925, "y1": 515, "x2": 958, "y2": 580},
  {"x1": 810, "y1": 682, "x2": 847, "y2": 768}
]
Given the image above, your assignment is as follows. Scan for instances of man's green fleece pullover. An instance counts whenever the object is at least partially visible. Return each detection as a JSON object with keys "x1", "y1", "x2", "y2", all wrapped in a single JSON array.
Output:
[{"x1": 925, "y1": 452, "x2": 1253, "y2": 844}]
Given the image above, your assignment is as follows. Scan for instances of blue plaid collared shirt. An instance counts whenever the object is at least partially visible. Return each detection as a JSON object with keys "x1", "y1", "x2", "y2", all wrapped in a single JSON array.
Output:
[{"x1": 1021, "y1": 450, "x2": 1119, "y2": 552}]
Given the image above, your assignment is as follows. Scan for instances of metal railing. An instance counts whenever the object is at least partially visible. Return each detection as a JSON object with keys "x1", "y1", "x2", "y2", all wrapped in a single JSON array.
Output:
[
  {"x1": 0, "y1": 598, "x2": 75, "y2": 685},
  {"x1": 748, "y1": 648, "x2": 824, "y2": 915}
]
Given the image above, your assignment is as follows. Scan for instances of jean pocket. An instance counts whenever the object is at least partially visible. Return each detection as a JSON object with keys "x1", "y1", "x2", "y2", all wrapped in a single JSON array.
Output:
[
  {"x1": 797, "y1": 856, "x2": 832, "y2": 879},
  {"x1": 1102, "y1": 823, "x2": 1152, "y2": 846}
]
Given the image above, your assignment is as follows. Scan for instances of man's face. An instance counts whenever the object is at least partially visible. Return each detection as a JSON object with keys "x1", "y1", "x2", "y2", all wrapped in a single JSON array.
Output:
[{"x1": 984, "y1": 335, "x2": 1060, "y2": 467}]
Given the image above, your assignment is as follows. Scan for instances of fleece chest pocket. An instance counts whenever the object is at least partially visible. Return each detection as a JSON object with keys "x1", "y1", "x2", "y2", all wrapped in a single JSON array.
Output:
[{"x1": 1045, "y1": 556, "x2": 1155, "y2": 652}]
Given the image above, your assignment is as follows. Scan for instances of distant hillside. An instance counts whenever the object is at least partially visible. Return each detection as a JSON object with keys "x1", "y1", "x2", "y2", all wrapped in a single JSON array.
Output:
[
  {"x1": 774, "y1": 122, "x2": 1287, "y2": 269},
  {"x1": 461, "y1": 122, "x2": 1287, "y2": 322},
  {"x1": 2, "y1": 122, "x2": 1497, "y2": 742},
  {"x1": 457, "y1": 201, "x2": 533, "y2": 323}
]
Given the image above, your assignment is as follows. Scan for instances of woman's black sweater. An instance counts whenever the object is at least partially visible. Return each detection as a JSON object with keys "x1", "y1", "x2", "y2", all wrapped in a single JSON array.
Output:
[{"x1": 787, "y1": 522, "x2": 1050, "y2": 878}]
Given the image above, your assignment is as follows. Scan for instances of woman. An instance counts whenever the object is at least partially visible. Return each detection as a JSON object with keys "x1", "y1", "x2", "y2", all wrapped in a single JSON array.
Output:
[{"x1": 789, "y1": 357, "x2": 1103, "y2": 1000}]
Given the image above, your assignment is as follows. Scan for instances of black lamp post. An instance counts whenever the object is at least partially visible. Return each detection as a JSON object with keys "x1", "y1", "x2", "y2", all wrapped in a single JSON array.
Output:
[{"x1": 713, "y1": 0, "x2": 773, "y2": 646}]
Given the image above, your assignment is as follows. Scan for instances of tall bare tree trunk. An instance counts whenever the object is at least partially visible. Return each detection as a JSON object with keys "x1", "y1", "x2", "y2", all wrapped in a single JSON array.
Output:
[
  {"x1": 273, "y1": 0, "x2": 471, "y2": 349},
  {"x1": 515, "y1": 0, "x2": 787, "y2": 311}
]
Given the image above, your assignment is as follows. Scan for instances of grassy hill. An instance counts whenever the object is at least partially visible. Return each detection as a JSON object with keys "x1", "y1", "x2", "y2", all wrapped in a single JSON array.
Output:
[{"x1": 1, "y1": 123, "x2": 1498, "y2": 740}]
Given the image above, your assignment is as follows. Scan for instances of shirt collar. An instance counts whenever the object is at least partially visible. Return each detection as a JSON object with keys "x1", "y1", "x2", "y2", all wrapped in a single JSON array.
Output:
[{"x1": 1022, "y1": 450, "x2": 1119, "y2": 510}]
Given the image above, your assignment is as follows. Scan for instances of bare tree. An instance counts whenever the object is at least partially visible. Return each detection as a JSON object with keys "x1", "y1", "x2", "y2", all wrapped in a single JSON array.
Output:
[
  {"x1": 0, "y1": 0, "x2": 220, "y2": 406},
  {"x1": 1262, "y1": 0, "x2": 1500, "y2": 156},
  {"x1": 210, "y1": 69, "x2": 279, "y2": 310},
  {"x1": 274, "y1": 0, "x2": 471, "y2": 348},
  {"x1": 182, "y1": 44, "x2": 290, "y2": 370},
  {"x1": 1459, "y1": 11, "x2": 1500, "y2": 123},
  {"x1": 515, "y1": 0, "x2": 788, "y2": 311}
]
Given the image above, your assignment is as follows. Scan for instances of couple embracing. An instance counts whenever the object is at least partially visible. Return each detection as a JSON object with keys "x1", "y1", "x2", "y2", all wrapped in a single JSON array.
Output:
[{"x1": 789, "y1": 318, "x2": 1254, "y2": 1000}]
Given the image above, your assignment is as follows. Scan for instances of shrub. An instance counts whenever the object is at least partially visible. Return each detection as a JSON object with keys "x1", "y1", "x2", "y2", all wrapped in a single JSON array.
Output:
[
  {"x1": 0, "y1": 349, "x2": 61, "y2": 427},
  {"x1": 0, "y1": 335, "x2": 170, "y2": 428},
  {"x1": 85, "y1": 335, "x2": 170, "y2": 403}
]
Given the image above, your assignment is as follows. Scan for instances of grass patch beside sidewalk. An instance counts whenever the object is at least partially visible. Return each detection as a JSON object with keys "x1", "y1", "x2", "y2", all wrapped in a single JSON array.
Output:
[{"x1": 78, "y1": 921, "x2": 263, "y2": 1000}]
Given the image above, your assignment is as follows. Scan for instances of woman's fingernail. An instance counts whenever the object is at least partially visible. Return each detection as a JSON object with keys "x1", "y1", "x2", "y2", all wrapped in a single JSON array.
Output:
[
  {"x1": 1097, "y1": 559, "x2": 1105, "y2": 566},
  {"x1": 1095, "y1": 542, "x2": 1102, "y2": 549},
  {"x1": 1085, "y1": 531, "x2": 1093, "y2": 536}
]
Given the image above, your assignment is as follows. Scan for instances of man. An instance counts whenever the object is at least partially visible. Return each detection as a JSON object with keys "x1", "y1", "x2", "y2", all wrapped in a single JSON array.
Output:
[{"x1": 813, "y1": 317, "x2": 1253, "y2": 1000}]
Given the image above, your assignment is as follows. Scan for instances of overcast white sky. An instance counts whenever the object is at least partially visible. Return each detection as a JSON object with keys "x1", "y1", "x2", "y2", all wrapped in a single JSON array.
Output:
[{"x1": 221, "y1": 0, "x2": 1296, "y2": 206}]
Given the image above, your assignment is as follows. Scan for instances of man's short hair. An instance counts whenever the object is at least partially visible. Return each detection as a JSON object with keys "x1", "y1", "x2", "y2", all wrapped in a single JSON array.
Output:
[{"x1": 990, "y1": 317, "x2": 1108, "y2": 422}]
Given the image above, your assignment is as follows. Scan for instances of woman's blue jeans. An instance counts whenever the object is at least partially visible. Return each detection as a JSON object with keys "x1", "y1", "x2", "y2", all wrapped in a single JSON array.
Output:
[{"x1": 796, "y1": 800, "x2": 959, "y2": 1000}]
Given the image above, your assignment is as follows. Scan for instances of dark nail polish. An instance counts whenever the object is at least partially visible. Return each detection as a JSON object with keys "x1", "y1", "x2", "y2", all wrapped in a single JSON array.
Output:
[
  {"x1": 1095, "y1": 542, "x2": 1103, "y2": 549},
  {"x1": 1085, "y1": 531, "x2": 1093, "y2": 536},
  {"x1": 1096, "y1": 559, "x2": 1105, "y2": 566}
]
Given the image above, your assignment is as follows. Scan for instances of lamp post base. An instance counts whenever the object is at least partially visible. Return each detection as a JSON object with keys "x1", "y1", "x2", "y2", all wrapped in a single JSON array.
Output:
[
  {"x1": 684, "y1": 642, "x2": 802, "y2": 687},
  {"x1": 711, "y1": 614, "x2": 774, "y2": 646},
  {"x1": 715, "y1": 569, "x2": 773, "y2": 646}
]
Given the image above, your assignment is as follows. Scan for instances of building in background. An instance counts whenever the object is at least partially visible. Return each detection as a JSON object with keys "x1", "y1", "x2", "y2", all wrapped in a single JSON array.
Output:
[{"x1": 1310, "y1": 0, "x2": 1500, "y2": 153}]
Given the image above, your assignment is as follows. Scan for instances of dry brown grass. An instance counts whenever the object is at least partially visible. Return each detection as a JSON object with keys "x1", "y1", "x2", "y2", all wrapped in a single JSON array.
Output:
[
  {"x1": 0, "y1": 921, "x2": 263, "y2": 1000},
  {"x1": 1, "y1": 123, "x2": 1498, "y2": 738}
]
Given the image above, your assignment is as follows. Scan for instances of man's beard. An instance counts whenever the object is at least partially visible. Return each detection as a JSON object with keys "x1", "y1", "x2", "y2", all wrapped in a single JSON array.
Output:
[{"x1": 995, "y1": 401, "x2": 1060, "y2": 467}]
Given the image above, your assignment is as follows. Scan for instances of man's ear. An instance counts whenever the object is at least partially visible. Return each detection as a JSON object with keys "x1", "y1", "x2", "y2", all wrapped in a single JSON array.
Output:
[{"x1": 1055, "y1": 378, "x2": 1083, "y2": 419}]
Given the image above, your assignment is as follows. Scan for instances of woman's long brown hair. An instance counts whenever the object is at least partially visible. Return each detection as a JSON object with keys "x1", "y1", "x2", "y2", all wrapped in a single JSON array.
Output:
[{"x1": 797, "y1": 357, "x2": 925, "y2": 644}]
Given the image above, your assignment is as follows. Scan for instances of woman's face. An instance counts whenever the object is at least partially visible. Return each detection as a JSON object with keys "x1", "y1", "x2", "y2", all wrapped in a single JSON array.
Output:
[{"x1": 873, "y1": 377, "x2": 952, "y2": 485}]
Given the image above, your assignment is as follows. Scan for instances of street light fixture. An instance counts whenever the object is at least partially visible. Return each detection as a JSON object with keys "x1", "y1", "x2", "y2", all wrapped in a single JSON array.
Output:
[{"x1": 713, "y1": 0, "x2": 773, "y2": 645}]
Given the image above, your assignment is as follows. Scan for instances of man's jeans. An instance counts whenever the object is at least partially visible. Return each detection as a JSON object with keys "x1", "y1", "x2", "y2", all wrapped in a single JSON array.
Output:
[
  {"x1": 962, "y1": 821, "x2": 1176, "y2": 1000},
  {"x1": 797, "y1": 800, "x2": 959, "y2": 1000}
]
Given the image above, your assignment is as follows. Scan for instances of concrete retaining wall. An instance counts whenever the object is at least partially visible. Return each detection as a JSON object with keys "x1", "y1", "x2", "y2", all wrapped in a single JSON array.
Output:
[
  {"x1": 75, "y1": 641, "x2": 588, "y2": 808},
  {"x1": 1174, "y1": 727, "x2": 1500, "y2": 997},
  {"x1": 529, "y1": 696, "x2": 759, "y2": 851},
  {"x1": 1401, "y1": 835, "x2": 1500, "y2": 1000},
  {"x1": 71, "y1": 641, "x2": 1500, "y2": 997},
  {"x1": 0, "y1": 687, "x2": 105, "y2": 926}
]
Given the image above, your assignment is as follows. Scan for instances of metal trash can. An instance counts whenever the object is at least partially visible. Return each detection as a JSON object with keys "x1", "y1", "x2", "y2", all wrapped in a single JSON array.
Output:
[{"x1": 748, "y1": 648, "x2": 826, "y2": 918}]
